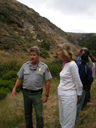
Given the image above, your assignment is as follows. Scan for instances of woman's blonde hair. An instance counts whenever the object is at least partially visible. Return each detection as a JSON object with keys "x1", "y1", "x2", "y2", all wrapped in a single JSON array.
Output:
[{"x1": 57, "y1": 43, "x2": 73, "y2": 61}]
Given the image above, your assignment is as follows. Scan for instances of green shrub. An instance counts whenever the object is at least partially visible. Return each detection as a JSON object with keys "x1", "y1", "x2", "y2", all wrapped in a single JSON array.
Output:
[
  {"x1": 0, "y1": 60, "x2": 21, "y2": 78},
  {"x1": 0, "y1": 15, "x2": 7, "y2": 23},
  {"x1": 12, "y1": 77, "x2": 18, "y2": 82},
  {"x1": 78, "y1": 33, "x2": 96, "y2": 58},
  {"x1": 0, "y1": 80, "x2": 8, "y2": 88},
  {"x1": 39, "y1": 41, "x2": 50, "y2": 50},
  {"x1": 5, "y1": 87, "x2": 10, "y2": 93},
  {"x1": 8, "y1": 84, "x2": 15, "y2": 91},
  {"x1": 47, "y1": 61, "x2": 62, "y2": 77},
  {"x1": 7, "y1": 60, "x2": 21, "y2": 71},
  {"x1": 2, "y1": 71, "x2": 17, "y2": 80},
  {"x1": 0, "y1": 88, "x2": 7, "y2": 99},
  {"x1": 0, "y1": 80, "x2": 14, "y2": 89},
  {"x1": 0, "y1": 78, "x2": 22, "y2": 95},
  {"x1": 40, "y1": 48, "x2": 50, "y2": 58},
  {"x1": 0, "y1": 60, "x2": 22, "y2": 99}
]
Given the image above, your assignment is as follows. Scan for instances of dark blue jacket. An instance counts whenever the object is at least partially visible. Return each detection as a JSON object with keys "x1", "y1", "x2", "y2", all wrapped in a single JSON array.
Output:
[{"x1": 78, "y1": 63, "x2": 93, "y2": 91}]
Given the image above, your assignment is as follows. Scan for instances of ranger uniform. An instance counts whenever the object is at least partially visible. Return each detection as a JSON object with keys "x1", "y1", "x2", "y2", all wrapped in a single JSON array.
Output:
[
  {"x1": 17, "y1": 61, "x2": 52, "y2": 128},
  {"x1": 17, "y1": 61, "x2": 52, "y2": 91}
]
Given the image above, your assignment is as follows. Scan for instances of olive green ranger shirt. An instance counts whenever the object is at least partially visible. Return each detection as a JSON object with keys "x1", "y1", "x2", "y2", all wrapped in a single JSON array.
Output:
[{"x1": 17, "y1": 61, "x2": 52, "y2": 90}]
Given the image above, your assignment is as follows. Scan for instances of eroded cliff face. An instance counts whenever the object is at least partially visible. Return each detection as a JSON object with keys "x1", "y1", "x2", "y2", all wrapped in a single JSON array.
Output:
[{"x1": 0, "y1": 0, "x2": 80, "y2": 58}]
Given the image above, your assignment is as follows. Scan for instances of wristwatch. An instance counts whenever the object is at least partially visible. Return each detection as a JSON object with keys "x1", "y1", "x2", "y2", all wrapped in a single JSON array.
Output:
[{"x1": 45, "y1": 95, "x2": 49, "y2": 97}]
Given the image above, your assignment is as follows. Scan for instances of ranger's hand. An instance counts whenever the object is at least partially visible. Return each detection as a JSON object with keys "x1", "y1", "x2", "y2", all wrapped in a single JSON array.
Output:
[
  {"x1": 41, "y1": 97, "x2": 48, "y2": 103},
  {"x1": 10, "y1": 88, "x2": 17, "y2": 99}
]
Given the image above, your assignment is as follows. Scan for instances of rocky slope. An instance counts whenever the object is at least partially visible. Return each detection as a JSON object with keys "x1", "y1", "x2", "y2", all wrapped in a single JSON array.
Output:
[{"x1": 0, "y1": 0, "x2": 80, "y2": 58}]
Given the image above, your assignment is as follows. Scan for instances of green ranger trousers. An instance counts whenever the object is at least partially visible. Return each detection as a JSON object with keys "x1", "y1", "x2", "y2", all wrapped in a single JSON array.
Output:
[{"x1": 22, "y1": 90, "x2": 43, "y2": 128}]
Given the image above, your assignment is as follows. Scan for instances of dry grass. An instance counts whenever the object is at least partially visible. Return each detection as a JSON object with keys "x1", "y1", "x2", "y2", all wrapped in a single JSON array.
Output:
[
  {"x1": 74, "y1": 78, "x2": 96, "y2": 128},
  {"x1": 0, "y1": 92, "x2": 25, "y2": 128},
  {"x1": 0, "y1": 78, "x2": 59, "y2": 128},
  {"x1": 0, "y1": 50, "x2": 29, "y2": 65},
  {"x1": 0, "y1": 77, "x2": 96, "y2": 128},
  {"x1": 0, "y1": 50, "x2": 56, "y2": 65},
  {"x1": 0, "y1": 44, "x2": 79, "y2": 64},
  {"x1": 0, "y1": 50, "x2": 96, "y2": 128}
]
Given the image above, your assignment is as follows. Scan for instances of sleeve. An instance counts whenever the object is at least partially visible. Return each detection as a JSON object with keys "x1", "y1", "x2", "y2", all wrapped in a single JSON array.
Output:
[
  {"x1": 76, "y1": 57, "x2": 78, "y2": 63},
  {"x1": 92, "y1": 63, "x2": 95, "y2": 78},
  {"x1": 17, "y1": 64, "x2": 24, "y2": 79},
  {"x1": 87, "y1": 67, "x2": 93, "y2": 83},
  {"x1": 70, "y1": 62, "x2": 83, "y2": 96},
  {"x1": 87, "y1": 57, "x2": 93, "y2": 69},
  {"x1": 44, "y1": 65, "x2": 52, "y2": 81}
]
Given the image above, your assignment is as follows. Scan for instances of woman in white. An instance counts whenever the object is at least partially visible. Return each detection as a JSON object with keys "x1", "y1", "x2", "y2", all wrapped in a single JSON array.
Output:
[{"x1": 57, "y1": 43, "x2": 82, "y2": 128}]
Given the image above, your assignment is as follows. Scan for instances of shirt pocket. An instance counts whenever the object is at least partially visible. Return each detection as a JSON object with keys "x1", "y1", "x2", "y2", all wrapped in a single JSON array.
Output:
[
  {"x1": 24, "y1": 72, "x2": 30, "y2": 79},
  {"x1": 35, "y1": 72, "x2": 43, "y2": 82}
]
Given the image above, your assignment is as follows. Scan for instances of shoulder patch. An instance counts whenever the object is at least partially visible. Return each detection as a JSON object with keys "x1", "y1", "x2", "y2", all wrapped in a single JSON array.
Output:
[{"x1": 46, "y1": 68, "x2": 49, "y2": 72}]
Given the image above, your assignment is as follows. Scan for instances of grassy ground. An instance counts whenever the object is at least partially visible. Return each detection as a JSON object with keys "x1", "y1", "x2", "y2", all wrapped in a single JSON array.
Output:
[
  {"x1": 0, "y1": 50, "x2": 96, "y2": 128},
  {"x1": 0, "y1": 76, "x2": 96, "y2": 128}
]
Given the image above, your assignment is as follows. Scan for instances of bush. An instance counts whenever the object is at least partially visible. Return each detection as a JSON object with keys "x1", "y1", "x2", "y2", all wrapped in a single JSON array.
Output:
[
  {"x1": 0, "y1": 61, "x2": 23, "y2": 99},
  {"x1": 12, "y1": 77, "x2": 18, "y2": 82},
  {"x1": 47, "y1": 61, "x2": 62, "y2": 77},
  {"x1": 5, "y1": 87, "x2": 10, "y2": 93},
  {"x1": 0, "y1": 60, "x2": 21, "y2": 78},
  {"x1": 40, "y1": 48, "x2": 50, "y2": 58},
  {"x1": 8, "y1": 83, "x2": 15, "y2": 91},
  {"x1": 0, "y1": 15, "x2": 7, "y2": 23},
  {"x1": 0, "y1": 80, "x2": 14, "y2": 89},
  {"x1": 39, "y1": 41, "x2": 50, "y2": 50},
  {"x1": 0, "y1": 88, "x2": 7, "y2": 100},
  {"x1": 2, "y1": 71, "x2": 17, "y2": 80}
]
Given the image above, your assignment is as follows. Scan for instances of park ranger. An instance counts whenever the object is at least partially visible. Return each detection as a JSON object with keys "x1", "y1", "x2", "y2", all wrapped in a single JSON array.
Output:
[{"x1": 10, "y1": 46, "x2": 52, "y2": 128}]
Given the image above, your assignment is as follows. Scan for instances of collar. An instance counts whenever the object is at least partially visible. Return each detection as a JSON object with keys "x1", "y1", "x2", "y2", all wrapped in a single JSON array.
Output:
[
  {"x1": 29, "y1": 61, "x2": 40, "y2": 70},
  {"x1": 62, "y1": 59, "x2": 68, "y2": 69}
]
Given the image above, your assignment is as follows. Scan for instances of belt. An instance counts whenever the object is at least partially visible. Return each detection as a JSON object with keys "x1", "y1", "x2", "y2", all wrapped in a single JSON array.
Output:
[{"x1": 23, "y1": 88, "x2": 43, "y2": 93}]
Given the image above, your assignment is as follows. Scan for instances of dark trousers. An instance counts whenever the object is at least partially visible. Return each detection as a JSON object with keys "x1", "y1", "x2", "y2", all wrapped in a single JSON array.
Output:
[
  {"x1": 82, "y1": 90, "x2": 90, "y2": 109},
  {"x1": 75, "y1": 89, "x2": 86, "y2": 122},
  {"x1": 87, "y1": 90, "x2": 91, "y2": 102},
  {"x1": 22, "y1": 90, "x2": 43, "y2": 128}
]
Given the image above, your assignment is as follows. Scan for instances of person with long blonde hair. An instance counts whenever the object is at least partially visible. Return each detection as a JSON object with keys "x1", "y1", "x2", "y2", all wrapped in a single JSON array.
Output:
[{"x1": 57, "y1": 43, "x2": 82, "y2": 128}]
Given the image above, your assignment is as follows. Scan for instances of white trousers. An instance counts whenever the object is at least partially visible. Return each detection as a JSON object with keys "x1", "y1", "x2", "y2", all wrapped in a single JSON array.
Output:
[{"x1": 58, "y1": 95, "x2": 77, "y2": 128}]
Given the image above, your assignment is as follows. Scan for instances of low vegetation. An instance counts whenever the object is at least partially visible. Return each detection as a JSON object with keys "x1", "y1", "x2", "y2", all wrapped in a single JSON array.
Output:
[
  {"x1": 78, "y1": 33, "x2": 96, "y2": 58},
  {"x1": 39, "y1": 41, "x2": 50, "y2": 51},
  {"x1": 0, "y1": 60, "x2": 21, "y2": 99},
  {"x1": 0, "y1": 58, "x2": 96, "y2": 128},
  {"x1": 0, "y1": 60, "x2": 62, "y2": 99},
  {"x1": 40, "y1": 48, "x2": 50, "y2": 58},
  {"x1": 0, "y1": 71, "x2": 96, "y2": 128},
  {"x1": 0, "y1": 0, "x2": 96, "y2": 127}
]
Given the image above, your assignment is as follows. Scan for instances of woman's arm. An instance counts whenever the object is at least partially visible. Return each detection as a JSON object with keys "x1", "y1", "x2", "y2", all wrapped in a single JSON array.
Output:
[{"x1": 70, "y1": 62, "x2": 83, "y2": 96}]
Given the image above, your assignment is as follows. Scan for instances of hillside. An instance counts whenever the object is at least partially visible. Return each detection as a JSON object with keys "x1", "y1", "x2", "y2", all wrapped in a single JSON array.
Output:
[
  {"x1": 0, "y1": 0, "x2": 81, "y2": 62},
  {"x1": 67, "y1": 32, "x2": 96, "y2": 58}
]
